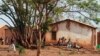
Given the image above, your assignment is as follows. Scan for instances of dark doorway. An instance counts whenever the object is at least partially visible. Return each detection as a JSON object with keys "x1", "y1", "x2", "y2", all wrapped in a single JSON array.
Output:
[
  {"x1": 97, "y1": 32, "x2": 100, "y2": 44},
  {"x1": 52, "y1": 31, "x2": 56, "y2": 40}
]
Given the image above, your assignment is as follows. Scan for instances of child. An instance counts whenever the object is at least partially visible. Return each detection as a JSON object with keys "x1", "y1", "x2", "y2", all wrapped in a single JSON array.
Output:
[{"x1": 9, "y1": 40, "x2": 16, "y2": 52}]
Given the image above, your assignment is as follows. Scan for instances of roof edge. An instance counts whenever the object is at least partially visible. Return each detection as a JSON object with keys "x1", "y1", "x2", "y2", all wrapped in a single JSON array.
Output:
[{"x1": 51, "y1": 19, "x2": 97, "y2": 29}]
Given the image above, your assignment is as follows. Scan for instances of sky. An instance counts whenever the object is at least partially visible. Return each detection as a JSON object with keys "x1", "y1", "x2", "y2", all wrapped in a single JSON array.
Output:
[
  {"x1": 0, "y1": 0, "x2": 8, "y2": 25},
  {"x1": 0, "y1": 0, "x2": 13, "y2": 26},
  {"x1": 0, "y1": 0, "x2": 100, "y2": 28}
]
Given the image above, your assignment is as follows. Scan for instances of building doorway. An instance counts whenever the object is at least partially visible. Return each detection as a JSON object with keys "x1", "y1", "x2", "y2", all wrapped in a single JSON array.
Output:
[
  {"x1": 52, "y1": 31, "x2": 56, "y2": 40},
  {"x1": 97, "y1": 32, "x2": 100, "y2": 44}
]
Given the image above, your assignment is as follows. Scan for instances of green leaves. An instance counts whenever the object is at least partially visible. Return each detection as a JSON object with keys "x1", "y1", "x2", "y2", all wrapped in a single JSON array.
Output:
[
  {"x1": 77, "y1": 0, "x2": 100, "y2": 12},
  {"x1": 41, "y1": 18, "x2": 53, "y2": 32},
  {"x1": 54, "y1": 7, "x2": 64, "y2": 15},
  {"x1": 93, "y1": 18, "x2": 100, "y2": 24},
  {"x1": 0, "y1": 4, "x2": 8, "y2": 12},
  {"x1": 66, "y1": 0, "x2": 80, "y2": 5},
  {"x1": 66, "y1": 0, "x2": 100, "y2": 12},
  {"x1": 15, "y1": 43, "x2": 25, "y2": 54}
]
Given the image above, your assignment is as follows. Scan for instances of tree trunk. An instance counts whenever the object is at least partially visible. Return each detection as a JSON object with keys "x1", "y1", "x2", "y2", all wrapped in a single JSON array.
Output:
[
  {"x1": 37, "y1": 30, "x2": 41, "y2": 56},
  {"x1": 37, "y1": 44, "x2": 41, "y2": 56}
]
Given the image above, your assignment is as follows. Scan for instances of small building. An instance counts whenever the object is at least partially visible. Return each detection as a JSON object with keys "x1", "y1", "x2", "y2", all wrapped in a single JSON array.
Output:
[
  {"x1": 0, "y1": 19, "x2": 98, "y2": 49},
  {"x1": 0, "y1": 25, "x2": 14, "y2": 44},
  {"x1": 0, "y1": 25, "x2": 37, "y2": 45},
  {"x1": 45, "y1": 19, "x2": 97, "y2": 49}
]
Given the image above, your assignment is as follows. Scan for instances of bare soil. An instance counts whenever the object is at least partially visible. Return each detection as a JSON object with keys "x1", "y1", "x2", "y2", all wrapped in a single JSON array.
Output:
[{"x1": 0, "y1": 45, "x2": 100, "y2": 56}]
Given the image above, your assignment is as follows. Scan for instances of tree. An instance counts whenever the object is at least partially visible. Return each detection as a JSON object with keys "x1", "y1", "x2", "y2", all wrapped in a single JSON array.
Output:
[
  {"x1": 0, "y1": 0, "x2": 35, "y2": 48},
  {"x1": 0, "y1": 0, "x2": 59, "y2": 56},
  {"x1": 93, "y1": 18, "x2": 100, "y2": 24},
  {"x1": 66, "y1": 0, "x2": 100, "y2": 18},
  {"x1": 0, "y1": 0, "x2": 100, "y2": 56}
]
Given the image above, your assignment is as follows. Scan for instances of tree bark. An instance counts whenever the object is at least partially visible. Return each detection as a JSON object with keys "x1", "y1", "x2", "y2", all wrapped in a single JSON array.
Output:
[{"x1": 37, "y1": 28, "x2": 41, "y2": 56}]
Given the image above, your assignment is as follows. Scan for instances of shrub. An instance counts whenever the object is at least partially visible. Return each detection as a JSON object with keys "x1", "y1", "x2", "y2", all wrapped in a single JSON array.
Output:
[
  {"x1": 97, "y1": 44, "x2": 100, "y2": 49},
  {"x1": 15, "y1": 43, "x2": 25, "y2": 55}
]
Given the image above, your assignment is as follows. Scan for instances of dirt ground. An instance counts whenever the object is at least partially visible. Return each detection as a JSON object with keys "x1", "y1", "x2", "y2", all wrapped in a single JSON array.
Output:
[{"x1": 0, "y1": 45, "x2": 100, "y2": 56}]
